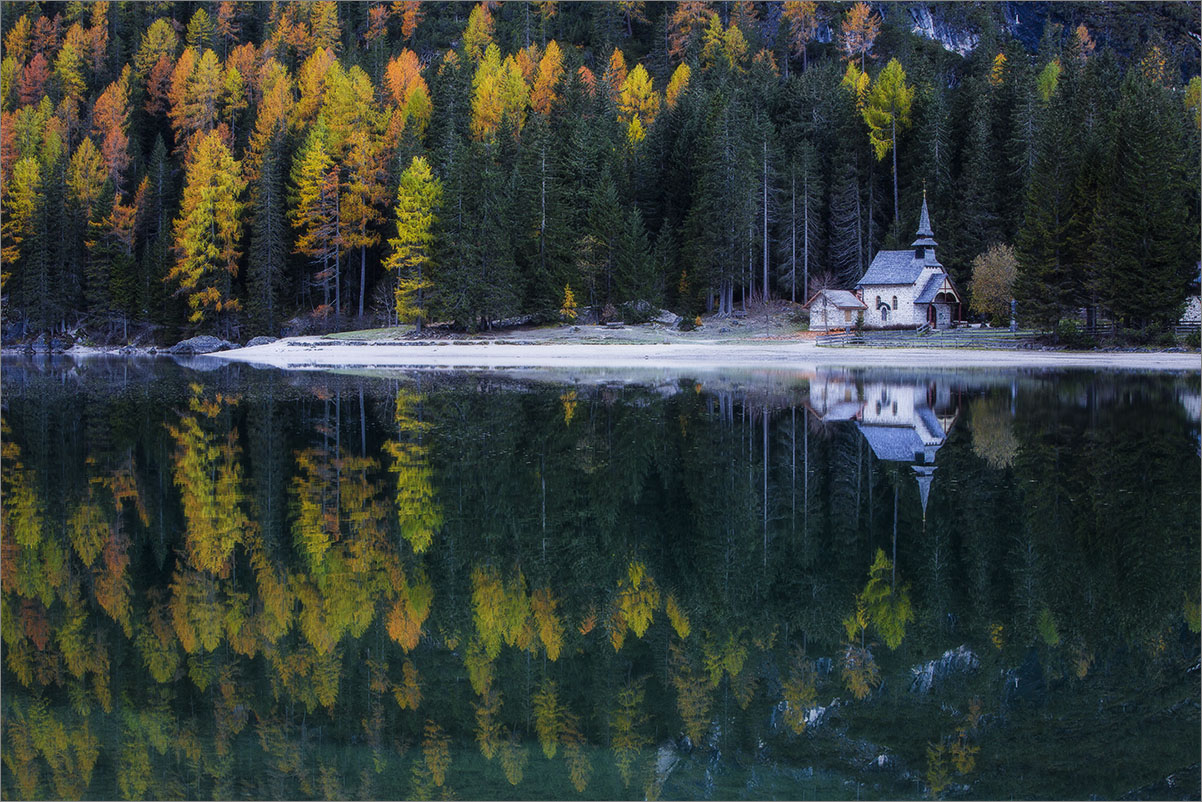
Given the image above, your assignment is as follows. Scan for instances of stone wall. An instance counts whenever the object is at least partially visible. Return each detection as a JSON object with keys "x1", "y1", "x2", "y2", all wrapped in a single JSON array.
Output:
[
  {"x1": 1181, "y1": 295, "x2": 1201, "y2": 324},
  {"x1": 863, "y1": 283, "x2": 921, "y2": 328},
  {"x1": 808, "y1": 298, "x2": 857, "y2": 332}
]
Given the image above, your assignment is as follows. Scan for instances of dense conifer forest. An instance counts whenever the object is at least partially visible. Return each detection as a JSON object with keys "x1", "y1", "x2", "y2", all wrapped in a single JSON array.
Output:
[{"x1": 0, "y1": 1, "x2": 1198, "y2": 341}]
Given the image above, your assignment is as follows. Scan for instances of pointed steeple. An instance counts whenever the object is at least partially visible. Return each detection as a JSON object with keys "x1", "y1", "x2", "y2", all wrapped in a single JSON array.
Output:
[
  {"x1": 913, "y1": 464, "x2": 935, "y2": 521},
  {"x1": 912, "y1": 184, "x2": 937, "y2": 258},
  {"x1": 916, "y1": 186, "x2": 933, "y2": 238}
]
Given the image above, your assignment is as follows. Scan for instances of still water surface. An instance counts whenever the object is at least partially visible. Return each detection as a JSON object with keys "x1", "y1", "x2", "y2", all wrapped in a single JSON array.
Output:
[{"x1": 1, "y1": 357, "x2": 1199, "y2": 800}]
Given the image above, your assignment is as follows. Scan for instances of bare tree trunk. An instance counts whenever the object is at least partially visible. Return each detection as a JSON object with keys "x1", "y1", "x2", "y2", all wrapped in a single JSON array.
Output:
[
  {"x1": 762, "y1": 140, "x2": 769, "y2": 303},
  {"x1": 855, "y1": 176, "x2": 864, "y2": 276},
  {"x1": 892, "y1": 115, "x2": 899, "y2": 226},
  {"x1": 892, "y1": 484, "x2": 898, "y2": 588},
  {"x1": 762, "y1": 408, "x2": 768, "y2": 568},
  {"x1": 335, "y1": 197, "x2": 342, "y2": 320},
  {"x1": 803, "y1": 170, "x2": 810, "y2": 302},
  {"x1": 358, "y1": 244, "x2": 366, "y2": 319},
  {"x1": 867, "y1": 170, "x2": 874, "y2": 269},
  {"x1": 790, "y1": 172, "x2": 797, "y2": 302}
]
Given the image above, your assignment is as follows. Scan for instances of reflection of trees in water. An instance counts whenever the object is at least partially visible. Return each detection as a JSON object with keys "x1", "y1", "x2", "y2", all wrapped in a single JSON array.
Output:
[
  {"x1": 0, "y1": 368, "x2": 1198, "y2": 800},
  {"x1": 971, "y1": 394, "x2": 1019, "y2": 469}
]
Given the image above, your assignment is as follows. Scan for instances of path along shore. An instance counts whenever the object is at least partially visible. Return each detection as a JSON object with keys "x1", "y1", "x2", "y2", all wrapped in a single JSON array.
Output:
[{"x1": 208, "y1": 337, "x2": 1202, "y2": 372}]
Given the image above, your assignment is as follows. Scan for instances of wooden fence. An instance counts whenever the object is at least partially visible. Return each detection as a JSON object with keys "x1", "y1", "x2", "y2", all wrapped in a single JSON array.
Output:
[{"x1": 816, "y1": 327, "x2": 1038, "y2": 348}]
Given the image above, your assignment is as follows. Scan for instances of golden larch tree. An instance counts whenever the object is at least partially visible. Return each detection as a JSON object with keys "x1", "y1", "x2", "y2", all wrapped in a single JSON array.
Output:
[
  {"x1": 840, "y1": 1, "x2": 880, "y2": 71},
  {"x1": 169, "y1": 129, "x2": 245, "y2": 324},
  {"x1": 385, "y1": 155, "x2": 442, "y2": 331}
]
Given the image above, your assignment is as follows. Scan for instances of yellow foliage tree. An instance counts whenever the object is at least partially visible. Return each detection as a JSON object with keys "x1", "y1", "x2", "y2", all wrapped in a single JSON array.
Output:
[
  {"x1": 664, "y1": 63, "x2": 691, "y2": 110},
  {"x1": 168, "y1": 129, "x2": 245, "y2": 324},
  {"x1": 474, "y1": 685, "x2": 503, "y2": 759},
  {"x1": 462, "y1": 4, "x2": 494, "y2": 62},
  {"x1": 532, "y1": 679, "x2": 564, "y2": 758},
  {"x1": 665, "y1": 594, "x2": 691, "y2": 638},
  {"x1": 470, "y1": 45, "x2": 529, "y2": 141},
  {"x1": 393, "y1": 659, "x2": 422, "y2": 709},
  {"x1": 472, "y1": 565, "x2": 507, "y2": 658},
  {"x1": 531, "y1": 586, "x2": 564, "y2": 660},
  {"x1": 781, "y1": 648, "x2": 818, "y2": 734},
  {"x1": 500, "y1": 732, "x2": 528, "y2": 786},
  {"x1": 610, "y1": 678, "x2": 650, "y2": 786},
  {"x1": 530, "y1": 40, "x2": 564, "y2": 115},
  {"x1": 422, "y1": 720, "x2": 451, "y2": 787},
  {"x1": 387, "y1": 568, "x2": 433, "y2": 651},
  {"x1": 668, "y1": 641, "x2": 713, "y2": 743},
  {"x1": 840, "y1": 1, "x2": 880, "y2": 71},
  {"x1": 384, "y1": 156, "x2": 442, "y2": 330},
  {"x1": 559, "y1": 284, "x2": 577, "y2": 322},
  {"x1": 616, "y1": 560, "x2": 660, "y2": 640},
  {"x1": 701, "y1": 14, "x2": 748, "y2": 72},
  {"x1": 618, "y1": 63, "x2": 658, "y2": 144},
  {"x1": 167, "y1": 395, "x2": 253, "y2": 577},
  {"x1": 840, "y1": 643, "x2": 880, "y2": 700}
]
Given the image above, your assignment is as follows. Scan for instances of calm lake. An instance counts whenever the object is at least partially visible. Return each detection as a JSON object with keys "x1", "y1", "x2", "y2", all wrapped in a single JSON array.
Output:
[{"x1": 1, "y1": 356, "x2": 1199, "y2": 801}]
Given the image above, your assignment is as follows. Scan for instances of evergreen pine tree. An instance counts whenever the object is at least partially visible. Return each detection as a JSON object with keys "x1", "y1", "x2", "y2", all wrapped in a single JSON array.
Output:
[
  {"x1": 247, "y1": 124, "x2": 288, "y2": 335},
  {"x1": 1092, "y1": 71, "x2": 1193, "y2": 330}
]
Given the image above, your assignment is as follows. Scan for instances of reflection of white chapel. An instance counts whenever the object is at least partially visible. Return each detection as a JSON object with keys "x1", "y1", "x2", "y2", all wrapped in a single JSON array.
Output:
[
  {"x1": 805, "y1": 374, "x2": 959, "y2": 516},
  {"x1": 856, "y1": 382, "x2": 958, "y2": 517}
]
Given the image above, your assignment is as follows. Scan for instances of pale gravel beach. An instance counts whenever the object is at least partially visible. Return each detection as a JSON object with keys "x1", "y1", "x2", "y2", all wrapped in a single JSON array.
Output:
[{"x1": 209, "y1": 337, "x2": 1202, "y2": 372}]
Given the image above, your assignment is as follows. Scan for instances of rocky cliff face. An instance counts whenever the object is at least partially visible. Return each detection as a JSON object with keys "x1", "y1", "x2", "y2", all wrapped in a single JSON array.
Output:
[
  {"x1": 891, "y1": 2, "x2": 1198, "y2": 69},
  {"x1": 905, "y1": 4, "x2": 984, "y2": 56}
]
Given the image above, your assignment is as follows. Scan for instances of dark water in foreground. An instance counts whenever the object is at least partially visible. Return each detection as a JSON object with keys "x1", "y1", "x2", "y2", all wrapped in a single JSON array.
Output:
[{"x1": 1, "y1": 357, "x2": 1199, "y2": 801}]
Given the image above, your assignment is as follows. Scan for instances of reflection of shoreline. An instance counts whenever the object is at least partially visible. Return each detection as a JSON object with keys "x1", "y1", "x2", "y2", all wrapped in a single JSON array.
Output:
[{"x1": 203, "y1": 338, "x2": 1202, "y2": 373}]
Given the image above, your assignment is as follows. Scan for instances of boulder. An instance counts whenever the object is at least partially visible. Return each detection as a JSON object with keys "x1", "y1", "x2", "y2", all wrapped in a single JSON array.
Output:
[
  {"x1": 246, "y1": 336, "x2": 278, "y2": 348},
  {"x1": 491, "y1": 314, "x2": 535, "y2": 328},
  {"x1": 22, "y1": 333, "x2": 70, "y2": 352},
  {"x1": 169, "y1": 335, "x2": 232, "y2": 354},
  {"x1": 652, "y1": 309, "x2": 683, "y2": 327}
]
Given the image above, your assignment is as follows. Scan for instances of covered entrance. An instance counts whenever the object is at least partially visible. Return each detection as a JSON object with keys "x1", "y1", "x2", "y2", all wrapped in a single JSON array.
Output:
[{"x1": 924, "y1": 291, "x2": 960, "y2": 330}]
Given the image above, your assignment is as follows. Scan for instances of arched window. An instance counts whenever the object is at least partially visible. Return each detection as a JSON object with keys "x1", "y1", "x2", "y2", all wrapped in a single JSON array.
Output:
[
  {"x1": 881, "y1": 306, "x2": 889, "y2": 323},
  {"x1": 892, "y1": 295, "x2": 898, "y2": 310},
  {"x1": 875, "y1": 295, "x2": 881, "y2": 309}
]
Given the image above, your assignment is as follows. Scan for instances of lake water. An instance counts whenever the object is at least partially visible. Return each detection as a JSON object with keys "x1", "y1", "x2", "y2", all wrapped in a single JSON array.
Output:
[{"x1": 1, "y1": 356, "x2": 1199, "y2": 801}]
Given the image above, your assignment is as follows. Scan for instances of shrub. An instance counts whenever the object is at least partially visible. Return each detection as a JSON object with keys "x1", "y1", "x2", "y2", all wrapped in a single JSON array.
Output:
[
  {"x1": 620, "y1": 300, "x2": 654, "y2": 324},
  {"x1": 1055, "y1": 319, "x2": 1095, "y2": 349}
]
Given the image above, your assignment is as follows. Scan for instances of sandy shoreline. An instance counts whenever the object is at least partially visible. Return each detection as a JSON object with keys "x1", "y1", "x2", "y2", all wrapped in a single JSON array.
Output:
[{"x1": 206, "y1": 337, "x2": 1202, "y2": 372}]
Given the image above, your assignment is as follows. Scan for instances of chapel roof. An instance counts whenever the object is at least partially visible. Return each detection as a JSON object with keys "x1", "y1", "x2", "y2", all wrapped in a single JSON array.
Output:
[
  {"x1": 803, "y1": 289, "x2": 866, "y2": 310},
  {"x1": 856, "y1": 424, "x2": 927, "y2": 462},
  {"x1": 914, "y1": 273, "x2": 946, "y2": 305},
  {"x1": 857, "y1": 251, "x2": 925, "y2": 287}
]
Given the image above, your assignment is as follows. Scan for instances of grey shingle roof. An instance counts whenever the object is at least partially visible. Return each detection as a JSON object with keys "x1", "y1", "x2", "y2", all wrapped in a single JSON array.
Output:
[
  {"x1": 914, "y1": 273, "x2": 944, "y2": 304},
  {"x1": 856, "y1": 424, "x2": 926, "y2": 462},
  {"x1": 803, "y1": 289, "x2": 866, "y2": 309},
  {"x1": 915, "y1": 406, "x2": 946, "y2": 441},
  {"x1": 857, "y1": 251, "x2": 924, "y2": 286}
]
